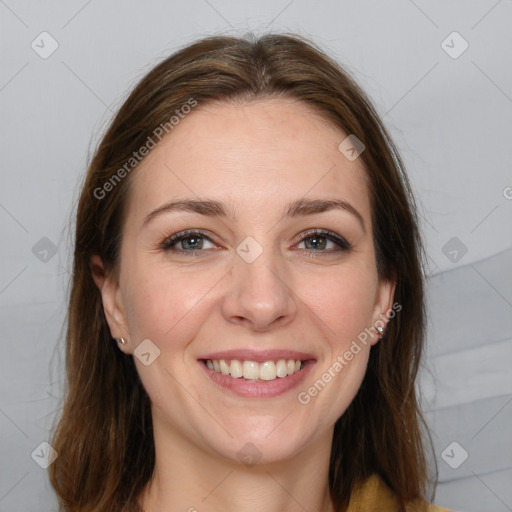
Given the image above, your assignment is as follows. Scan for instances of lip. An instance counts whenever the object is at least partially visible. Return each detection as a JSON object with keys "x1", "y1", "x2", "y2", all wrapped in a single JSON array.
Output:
[
  {"x1": 198, "y1": 349, "x2": 316, "y2": 364},
  {"x1": 197, "y1": 349, "x2": 316, "y2": 398}
]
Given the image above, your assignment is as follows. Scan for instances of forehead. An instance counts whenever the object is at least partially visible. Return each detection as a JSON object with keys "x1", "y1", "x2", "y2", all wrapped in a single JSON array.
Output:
[{"x1": 127, "y1": 98, "x2": 371, "y2": 224}]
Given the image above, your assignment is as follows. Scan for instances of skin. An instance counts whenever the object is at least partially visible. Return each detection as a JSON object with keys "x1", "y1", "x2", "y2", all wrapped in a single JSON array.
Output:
[{"x1": 92, "y1": 98, "x2": 395, "y2": 512}]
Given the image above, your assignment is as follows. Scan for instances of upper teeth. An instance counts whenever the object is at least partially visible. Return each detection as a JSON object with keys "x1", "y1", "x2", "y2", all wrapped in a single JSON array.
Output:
[{"x1": 206, "y1": 359, "x2": 303, "y2": 381}]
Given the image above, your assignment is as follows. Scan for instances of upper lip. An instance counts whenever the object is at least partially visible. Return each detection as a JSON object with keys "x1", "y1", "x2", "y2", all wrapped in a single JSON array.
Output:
[{"x1": 198, "y1": 349, "x2": 316, "y2": 363}]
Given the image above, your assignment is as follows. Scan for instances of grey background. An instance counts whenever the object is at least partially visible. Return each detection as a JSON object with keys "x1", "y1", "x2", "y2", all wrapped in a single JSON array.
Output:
[{"x1": 1, "y1": 1, "x2": 511, "y2": 511}]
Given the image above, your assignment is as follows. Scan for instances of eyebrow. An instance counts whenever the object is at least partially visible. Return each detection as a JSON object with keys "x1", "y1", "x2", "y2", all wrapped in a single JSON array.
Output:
[{"x1": 143, "y1": 197, "x2": 365, "y2": 232}]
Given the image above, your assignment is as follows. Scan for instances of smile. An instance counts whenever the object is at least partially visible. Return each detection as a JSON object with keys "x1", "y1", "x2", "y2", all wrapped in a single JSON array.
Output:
[
  {"x1": 205, "y1": 358, "x2": 305, "y2": 381},
  {"x1": 198, "y1": 350, "x2": 316, "y2": 398}
]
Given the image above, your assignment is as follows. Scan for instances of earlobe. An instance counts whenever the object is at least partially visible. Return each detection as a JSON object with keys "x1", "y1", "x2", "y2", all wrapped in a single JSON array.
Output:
[
  {"x1": 370, "y1": 278, "x2": 397, "y2": 346},
  {"x1": 90, "y1": 255, "x2": 131, "y2": 352}
]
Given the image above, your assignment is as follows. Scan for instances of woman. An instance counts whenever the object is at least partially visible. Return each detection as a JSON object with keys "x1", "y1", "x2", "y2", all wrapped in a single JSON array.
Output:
[{"x1": 50, "y1": 34, "x2": 452, "y2": 511}]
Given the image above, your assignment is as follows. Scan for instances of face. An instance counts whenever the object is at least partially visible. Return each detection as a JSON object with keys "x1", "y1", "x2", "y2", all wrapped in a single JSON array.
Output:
[{"x1": 97, "y1": 98, "x2": 395, "y2": 464}]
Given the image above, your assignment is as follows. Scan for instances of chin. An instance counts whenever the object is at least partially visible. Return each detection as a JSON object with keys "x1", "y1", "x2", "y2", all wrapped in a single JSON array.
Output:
[{"x1": 203, "y1": 418, "x2": 314, "y2": 467}]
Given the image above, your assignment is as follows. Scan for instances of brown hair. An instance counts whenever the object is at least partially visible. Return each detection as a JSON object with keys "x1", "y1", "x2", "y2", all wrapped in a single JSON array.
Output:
[{"x1": 50, "y1": 33, "x2": 433, "y2": 511}]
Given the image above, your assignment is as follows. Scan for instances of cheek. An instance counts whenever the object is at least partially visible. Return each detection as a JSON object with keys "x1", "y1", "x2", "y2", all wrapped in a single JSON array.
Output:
[
  {"x1": 297, "y1": 263, "x2": 378, "y2": 348},
  {"x1": 294, "y1": 266, "x2": 376, "y2": 419},
  {"x1": 120, "y1": 260, "x2": 220, "y2": 344},
  {"x1": 120, "y1": 264, "x2": 218, "y2": 404}
]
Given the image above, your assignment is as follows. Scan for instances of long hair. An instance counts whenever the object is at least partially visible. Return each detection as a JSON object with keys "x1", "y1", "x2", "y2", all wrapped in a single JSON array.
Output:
[{"x1": 50, "y1": 33, "x2": 432, "y2": 511}]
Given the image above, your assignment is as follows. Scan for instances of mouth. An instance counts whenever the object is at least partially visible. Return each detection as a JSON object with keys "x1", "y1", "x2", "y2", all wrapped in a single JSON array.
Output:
[
  {"x1": 202, "y1": 358, "x2": 307, "y2": 381},
  {"x1": 198, "y1": 350, "x2": 316, "y2": 398}
]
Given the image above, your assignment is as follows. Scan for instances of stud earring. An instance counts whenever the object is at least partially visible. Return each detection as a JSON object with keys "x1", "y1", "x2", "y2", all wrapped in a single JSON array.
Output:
[
  {"x1": 117, "y1": 338, "x2": 126, "y2": 345},
  {"x1": 376, "y1": 326, "x2": 384, "y2": 339}
]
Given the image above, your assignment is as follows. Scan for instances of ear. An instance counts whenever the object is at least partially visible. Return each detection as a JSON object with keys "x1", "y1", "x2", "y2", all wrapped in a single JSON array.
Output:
[
  {"x1": 90, "y1": 255, "x2": 131, "y2": 353},
  {"x1": 369, "y1": 277, "x2": 396, "y2": 346}
]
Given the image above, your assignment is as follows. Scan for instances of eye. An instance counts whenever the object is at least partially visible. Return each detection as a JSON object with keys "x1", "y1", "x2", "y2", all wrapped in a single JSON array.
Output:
[
  {"x1": 160, "y1": 230, "x2": 217, "y2": 254},
  {"x1": 296, "y1": 229, "x2": 351, "y2": 255},
  {"x1": 159, "y1": 228, "x2": 351, "y2": 257}
]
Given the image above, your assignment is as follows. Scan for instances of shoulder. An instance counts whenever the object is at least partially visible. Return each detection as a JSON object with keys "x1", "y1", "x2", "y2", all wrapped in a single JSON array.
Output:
[{"x1": 347, "y1": 474, "x2": 454, "y2": 512}]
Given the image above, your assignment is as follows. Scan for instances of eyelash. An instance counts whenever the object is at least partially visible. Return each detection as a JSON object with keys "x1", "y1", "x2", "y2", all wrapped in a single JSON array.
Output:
[{"x1": 159, "y1": 228, "x2": 352, "y2": 257}]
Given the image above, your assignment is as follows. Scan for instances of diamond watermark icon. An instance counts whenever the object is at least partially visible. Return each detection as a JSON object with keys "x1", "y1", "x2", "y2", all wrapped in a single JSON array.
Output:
[
  {"x1": 441, "y1": 441, "x2": 469, "y2": 469},
  {"x1": 31, "y1": 31, "x2": 59, "y2": 59},
  {"x1": 134, "y1": 339, "x2": 161, "y2": 366},
  {"x1": 236, "y1": 236, "x2": 263, "y2": 264},
  {"x1": 31, "y1": 441, "x2": 58, "y2": 469},
  {"x1": 338, "y1": 134, "x2": 365, "y2": 161},
  {"x1": 32, "y1": 237, "x2": 58, "y2": 263},
  {"x1": 441, "y1": 32, "x2": 469, "y2": 59},
  {"x1": 442, "y1": 237, "x2": 468, "y2": 263},
  {"x1": 237, "y1": 442, "x2": 262, "y2": 468}
]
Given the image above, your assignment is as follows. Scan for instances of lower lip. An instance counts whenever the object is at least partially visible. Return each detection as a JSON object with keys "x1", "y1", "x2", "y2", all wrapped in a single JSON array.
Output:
[{"x1": 199, "y1": 360, "x2": 315, "y2": 398}]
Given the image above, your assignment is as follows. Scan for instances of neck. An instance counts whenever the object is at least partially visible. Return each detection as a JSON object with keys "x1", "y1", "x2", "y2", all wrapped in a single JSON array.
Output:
[{"x1": 139, "y1": 415, "x2": 336, "y2": 512}]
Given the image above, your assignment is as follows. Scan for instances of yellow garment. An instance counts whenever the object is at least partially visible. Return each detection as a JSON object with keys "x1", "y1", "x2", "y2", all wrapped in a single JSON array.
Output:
[{"x1": 347, "y1": 474, "x2": 453, "y2": 512}]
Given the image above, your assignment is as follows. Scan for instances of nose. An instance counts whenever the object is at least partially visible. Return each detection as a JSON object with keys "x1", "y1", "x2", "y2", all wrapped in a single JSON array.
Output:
[{"x1": 221, "y1": 246, "x2": 298, "y2": 332}]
